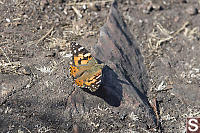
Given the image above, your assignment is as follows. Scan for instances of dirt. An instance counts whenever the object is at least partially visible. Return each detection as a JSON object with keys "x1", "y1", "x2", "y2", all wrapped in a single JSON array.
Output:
[{"x1": 0, "y1": 0, "x2": 200, "y2": 132}]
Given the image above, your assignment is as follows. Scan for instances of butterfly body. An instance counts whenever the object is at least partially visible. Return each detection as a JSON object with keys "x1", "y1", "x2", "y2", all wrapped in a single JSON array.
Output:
[{"x1": 69, "y1": 42, "x2": 104, "y2": 92}]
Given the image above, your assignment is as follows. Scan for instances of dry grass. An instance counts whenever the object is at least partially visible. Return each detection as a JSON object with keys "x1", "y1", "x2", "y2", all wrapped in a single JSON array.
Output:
[
  {"x1": 0, "y1": 47, "x2": 22, "y2": 74},
  {"x1": 0, "y1": 60, "x2": 21, "y2": 74},
  {"x1": 148, "y1": 22, "x2": 189, "y2": 53},
  {"x1": 148, "y1": 21, "x2": 200, "y2": 54},
  {"x1": 66, "y1": 0, "x2": 114, "y2": 6}
]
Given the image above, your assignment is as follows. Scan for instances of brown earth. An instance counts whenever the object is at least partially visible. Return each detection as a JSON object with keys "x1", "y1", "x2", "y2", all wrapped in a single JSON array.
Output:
[{"x1": 0, "y1": 0, "x2": 200, "y2": 132}]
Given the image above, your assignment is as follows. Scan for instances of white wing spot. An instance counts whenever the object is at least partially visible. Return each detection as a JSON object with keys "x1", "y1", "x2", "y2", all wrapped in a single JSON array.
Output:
[
  {"x1": 96, "y1": 74, "x2": 101, "y2": 80},
  {"x1": 78, "y1": 46, "x2": 84, "y2": 51},
  {"x1": 96, "y1": 80, "x2": 101, "y2": 85},
  {"x1": 84, "y1": 53, "x2": 91, "y2": 57}
]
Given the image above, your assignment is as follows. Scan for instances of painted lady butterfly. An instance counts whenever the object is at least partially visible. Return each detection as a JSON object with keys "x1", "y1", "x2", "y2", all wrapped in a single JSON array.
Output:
[{"x1": 69, "y1": 42, "x2": 104, "y2": 92}]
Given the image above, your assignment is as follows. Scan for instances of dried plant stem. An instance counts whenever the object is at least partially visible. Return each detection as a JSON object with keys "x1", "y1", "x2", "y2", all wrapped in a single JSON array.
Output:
[
  {"x1": 66, "y1": 0, "x2": 114, "y2": 6},
  {"x1": 36, "y1": 27, "x2": 54, "y2": 45}
]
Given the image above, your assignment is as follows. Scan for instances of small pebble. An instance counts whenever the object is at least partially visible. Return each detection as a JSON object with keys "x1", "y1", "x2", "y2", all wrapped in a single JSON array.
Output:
[
  {"x1": 22, "y1": 66, "x2": 31, "y2": 75},
  {"x1": 5, "y1": 18, "x2": 11, "y2": 23},
  {"x1": 122, "y1": 6, "x2": 129, "y2": 11},
  {"x1": 186, "y1": 6, "x2": 198, "y2": 15},
  {"x1": 58, "y1": 6, "x2": 63, "y2": 10},
  {"x1": 120, "y1": 113, "x2": 127, "y2": 120},
  {"x1": 152, "y1": 4, "x2": 162, "y2": 11},
  {"x1": 89, "y1": 3, "x2": 100, "y2": 11},
  {"x1": 23, "y1": 15, "x2": 28, "y2": 19},
  {"x1": 63, "y1": 8, "x2": 68, "y2": 15},
  {"x1": 82, "y1": 4, "x2": 87, "y2": 10},
  {"x1": 174, "y1": 16, "x2": 180, "y2": 22},
  {"x1": 139, "y1": 19, "x2": 144, "y2": 27},
  {"x1": 45, "y1": 51, "x2": 56, "y2": 57}
]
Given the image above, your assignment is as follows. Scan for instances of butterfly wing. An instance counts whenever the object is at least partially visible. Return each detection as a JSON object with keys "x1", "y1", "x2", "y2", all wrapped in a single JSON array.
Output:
[
  {"x1": 69, "y1": 42, "x2": 96, "y2": 78},
  {"x1": 70, "y1": 42, "x2": 95, "y2": 66},
  {"x1": 74, "y1": 64, "x2": 104, "y2": 92},
  {"x1": 83, "y1": 67, "x2": 103, "y2": 92},
  {"x1": 69, "y1": 42, "x2": 104, "y2": 92}
]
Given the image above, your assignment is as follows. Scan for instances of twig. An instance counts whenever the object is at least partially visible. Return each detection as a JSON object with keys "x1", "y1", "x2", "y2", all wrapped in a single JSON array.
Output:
[
  {"x1": 150, "y1": 22, "x2": 190, "y2": 49},
  {"x1": 36, "y1": 27, "x2": 54, "y2": 45},
  {"x1": 156, "y1": 36, "x2": 173, "y2": 48},
  {"x1": 66, "y1": 0, "x2": 114, "y2": 6},
  {"x1": 172, "y1": 21, "x2": 189, "y2": 36},
  {"x1": 0, "y1": 41, "x2": 9, "y2": 46},
  {"x1": 156, "y1": 23, "x2": 174, "y2": 36},
  {"x1": 72, "y1": 6, "x2": 82, "y2": 18},
  {"x1": 21, "y1": 125, "x2": 32, "y2": 133}
]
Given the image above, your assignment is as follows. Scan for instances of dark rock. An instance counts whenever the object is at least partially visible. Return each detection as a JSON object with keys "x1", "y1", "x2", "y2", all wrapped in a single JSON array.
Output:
[{"x1": 93, "y1": 1, "x2": 157, "y2": 128}]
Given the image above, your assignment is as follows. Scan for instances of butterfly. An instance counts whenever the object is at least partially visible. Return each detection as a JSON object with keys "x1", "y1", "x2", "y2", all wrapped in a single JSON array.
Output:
[{"x1": 69, "y1": 42, "x2": 104, "y2": 92}]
